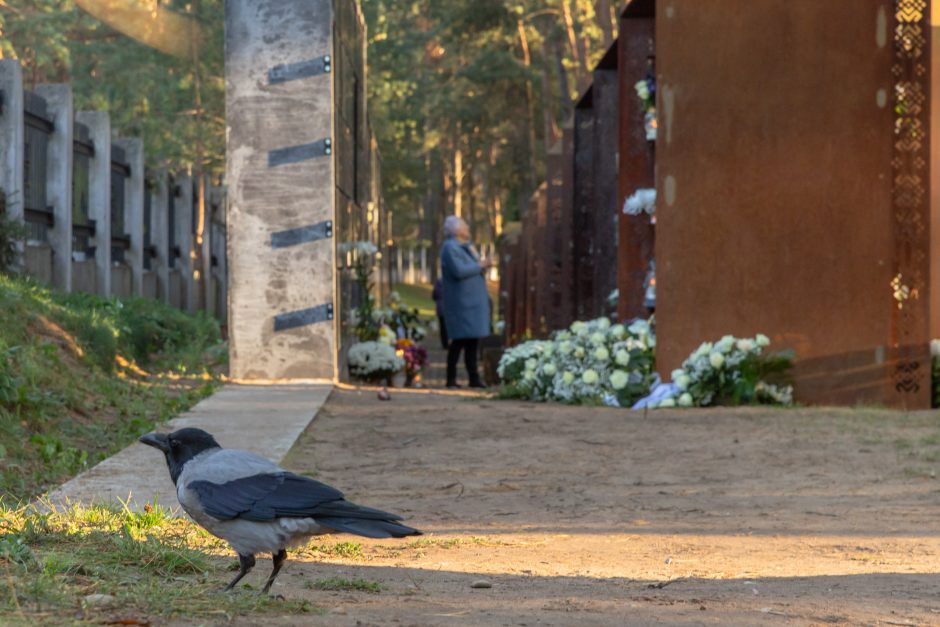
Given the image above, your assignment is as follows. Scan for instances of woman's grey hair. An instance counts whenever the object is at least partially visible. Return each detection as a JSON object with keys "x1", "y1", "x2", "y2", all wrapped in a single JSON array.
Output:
[{"x1": 443, "y1": 215, "x2": 464, "y2": 237}]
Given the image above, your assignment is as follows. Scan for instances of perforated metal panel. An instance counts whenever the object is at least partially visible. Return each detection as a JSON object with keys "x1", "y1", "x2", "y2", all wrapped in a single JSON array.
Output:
[{"x1": 890, "y1": 0, "x2": 931, "y2": 398}]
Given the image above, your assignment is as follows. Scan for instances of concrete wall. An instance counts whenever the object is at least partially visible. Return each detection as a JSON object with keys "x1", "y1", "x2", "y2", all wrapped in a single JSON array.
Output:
[
  {"x1": 142, "y1": 271, "x2": 158, "y2": 300},
  {"x1": 226, "y1": 0, "x2": 336, "y2": 380},
  {"x1": 24, "y1": 244, "x2": 52, "y2": 284},
  {"x1": 111, "y1": 265, "x2": 133, "y2": 298},
  {"x1": 72, "y1": 259, "x2": 97, "y2": 294},
  {"x1": 655, "y1": 0, "x2": 928, "y2": 407}
]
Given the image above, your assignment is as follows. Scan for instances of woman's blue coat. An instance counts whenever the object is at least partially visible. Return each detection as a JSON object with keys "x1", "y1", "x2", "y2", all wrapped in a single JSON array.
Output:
[{"x1": 440, "y1": 236, "x2": 490, "y2": 340}]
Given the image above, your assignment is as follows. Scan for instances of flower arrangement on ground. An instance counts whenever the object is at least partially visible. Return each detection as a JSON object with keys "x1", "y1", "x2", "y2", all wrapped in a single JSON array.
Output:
[
  {"x1": 396, "y1": 338, "x2": 428, "y2": 386},
  {"x1": 347, "y1": 341, "x2": 404, "y2": 384},
  {"x1": 634, "y1": 74, "x2": 657, "y2": 141},
  {"x1": 498, "y1": 317, "x2": 658, "y2": 406},
  {"x1": 648, "y1": 334, "x2": 794, "y2": 409}
]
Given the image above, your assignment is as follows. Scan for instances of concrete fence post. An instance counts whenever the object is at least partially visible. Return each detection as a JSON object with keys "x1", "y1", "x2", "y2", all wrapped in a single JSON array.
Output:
[
  {"x1": 76, "y1": 111, "x2": 111, "y2": 296},
  {"x1": 175, "y1": 173, "x2": 195, "y2": 313},
  {"x1": 151, "y1": 170, "x2": 171, "y2": 304},
  {"x1": 200, "y1": 174, "x2": 213, "y2": 314},
  {"x1": 35, "y1": 84, "x2": 73, "y2": 292},
  {"x1": 0, "y1": 60, "x2": 25, "y2": 267},
  {"x1": 116, "y1": 137, "x2": 144, "y2": 297}
]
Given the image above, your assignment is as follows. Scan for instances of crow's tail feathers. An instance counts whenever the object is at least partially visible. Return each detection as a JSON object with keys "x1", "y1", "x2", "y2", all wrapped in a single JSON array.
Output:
[{"x1": 317, "y1": 517, "x2": 422, "y2": 539}]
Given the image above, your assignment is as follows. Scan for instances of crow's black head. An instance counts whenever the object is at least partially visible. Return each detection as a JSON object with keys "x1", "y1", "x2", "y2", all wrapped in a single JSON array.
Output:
[{"x1": 139, "y1": 428, "x2": 221, "y2": 484}]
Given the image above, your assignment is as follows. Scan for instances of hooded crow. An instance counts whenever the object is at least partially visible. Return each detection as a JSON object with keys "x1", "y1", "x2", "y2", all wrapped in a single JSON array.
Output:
[{"x1": 140, "y1": 427, "x2": 420, "y2": 593}]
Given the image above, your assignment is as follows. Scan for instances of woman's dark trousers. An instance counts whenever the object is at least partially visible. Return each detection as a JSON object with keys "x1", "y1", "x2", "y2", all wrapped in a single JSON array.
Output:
[{"x1": 446, "y1": 338, "x2": 481, "y2": 387}]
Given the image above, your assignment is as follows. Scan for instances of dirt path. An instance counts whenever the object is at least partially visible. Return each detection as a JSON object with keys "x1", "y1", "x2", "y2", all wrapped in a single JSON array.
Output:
[{"x1": 253, "y1": 390, "x2": 940, "y2": 626}]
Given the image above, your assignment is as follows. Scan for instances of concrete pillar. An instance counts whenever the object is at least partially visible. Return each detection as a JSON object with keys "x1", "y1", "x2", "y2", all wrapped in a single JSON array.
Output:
[
  {"x1": 35, "y1": 84, "x2": 73, "y2": 292},
  {"x1": 420, "y1": 246, "x2": 427, "y2": 283},
  {"x1": 226, "y1": 0, "x2": 336, "y2": 379},
  {"x1": 200, "y1": 175, "x2": 213, "y2": 315},
  {"x1": 396, "y1": 247, "x2": 403, "y2": 284},
  {"x1": 175, "y1": 173, "x2": 195, "y2": 313},
  {"x1": 151, "y1": 170, "x2": 171, "y2": 304},
  {"x1": 115, "y1": 138, "x2": 144, "y2": 297},
  {"x1": 0, "y1": 60, "x2": 24, "y2": 266},
  {"x1": 76, "y1": 111, "x2": 111, "y2": 296}
]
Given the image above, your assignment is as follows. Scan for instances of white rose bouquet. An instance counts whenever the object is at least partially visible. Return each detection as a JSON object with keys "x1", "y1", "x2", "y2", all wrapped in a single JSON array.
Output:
[{"x1": 498, "y1": 316, "x2": 658, "y2": 406}]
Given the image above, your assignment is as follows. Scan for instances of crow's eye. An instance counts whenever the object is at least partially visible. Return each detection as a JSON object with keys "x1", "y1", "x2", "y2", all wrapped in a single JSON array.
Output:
[{"x1": 169, "y1": 439, "x2": 179, "y2": 449}]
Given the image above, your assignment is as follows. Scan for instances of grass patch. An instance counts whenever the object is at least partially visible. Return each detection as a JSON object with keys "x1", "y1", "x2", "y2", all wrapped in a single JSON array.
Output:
[
  {"x1": 0, "y1": 273, "x2": 225, "y2": 502},
  {"x1": 305, "y1": 577, "x2": 382, "y2": 593},
  {"x1": 0, "y1": 503, "x2": 318, "y2": 624},
  {"x1": 392, "y1": 283, "x2": 436, "y2": 318},
  {"x1": 302, "y1": 541, "x2": 364, "y2": 560}
]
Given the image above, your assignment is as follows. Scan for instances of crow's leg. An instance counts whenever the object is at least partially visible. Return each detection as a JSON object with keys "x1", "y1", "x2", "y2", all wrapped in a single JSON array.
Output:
[
  {"x1": 224, "y1": 553, "x2": 256, "y2": 591},
  {"x1": 261, "y1": 549, "x2": 288, "y2": 594}
]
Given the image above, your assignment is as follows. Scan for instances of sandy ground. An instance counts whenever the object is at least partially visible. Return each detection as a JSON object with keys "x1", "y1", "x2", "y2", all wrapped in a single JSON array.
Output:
[{"x1": 237, "y1": 390, "x2": 940, "y2": 626}]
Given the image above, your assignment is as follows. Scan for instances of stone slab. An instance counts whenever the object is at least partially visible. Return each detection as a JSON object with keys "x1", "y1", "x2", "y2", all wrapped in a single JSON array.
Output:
[{"x1": 45, "y1": 383, "x2": 331, "y2": 513}]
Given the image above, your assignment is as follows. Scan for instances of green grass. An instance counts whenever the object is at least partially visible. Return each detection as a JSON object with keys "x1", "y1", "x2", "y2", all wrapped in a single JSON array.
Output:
[
  {"x1": 0, "y1": 503, "x2": 318, "y2": 624},
  {"x1": 302, "y1": 541, "x2": 364, "y2": 559},
  {"x1": 392, "y1": 283, "x2": 436, "y2": 318},
  {"x1": 0, "y1": 273, "x2": 225, "y2": 502},
  {"x1": 393, "y1": 281, "x2": 501, "y2": 320},
  {"x1": 305, "y1": 577, "x2": 382, "y2": 593}
]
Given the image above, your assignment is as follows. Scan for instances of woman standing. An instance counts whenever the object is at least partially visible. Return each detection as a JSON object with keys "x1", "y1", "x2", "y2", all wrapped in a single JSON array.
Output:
[{"x1": 440, "y1": 216, "x2": 490, "y2": 389}]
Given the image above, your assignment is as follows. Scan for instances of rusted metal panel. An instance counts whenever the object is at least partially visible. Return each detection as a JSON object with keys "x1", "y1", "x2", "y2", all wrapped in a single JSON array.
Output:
[
  {"x1": 656, "y1": 0, "x2": 926, "y2": 407},
  {"x1": 591, "y1": 64, "x2": 619, "y2": 317},
  {"x1": 573, "y1": 91, "x2": 596, "y2": 321},
  {"x1": 617, "y1": 11, "x2": 656, "y2": 321},
  {"x1": 545, "y1": 139, "x2": 569, "y2": 331}
]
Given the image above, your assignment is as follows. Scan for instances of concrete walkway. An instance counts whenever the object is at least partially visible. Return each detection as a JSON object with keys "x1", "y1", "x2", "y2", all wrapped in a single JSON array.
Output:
[{"x1": 46, "y1": 384, "x2": 332, "y2": 512}]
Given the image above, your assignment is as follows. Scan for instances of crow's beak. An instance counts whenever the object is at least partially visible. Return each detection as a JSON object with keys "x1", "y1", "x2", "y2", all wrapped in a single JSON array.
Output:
[{"x1": 139, "y1": 432, "x2": 170, "y2": 453}]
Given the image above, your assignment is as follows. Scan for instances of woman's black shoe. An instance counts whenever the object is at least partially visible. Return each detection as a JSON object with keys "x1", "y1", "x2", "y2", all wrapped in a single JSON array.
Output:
[
  {"x1": 468, "y1": 381, "x2": 488, "y2": 389},
  {"x1": 446, "y1": 382, "x2": 462, "y2": 389}
]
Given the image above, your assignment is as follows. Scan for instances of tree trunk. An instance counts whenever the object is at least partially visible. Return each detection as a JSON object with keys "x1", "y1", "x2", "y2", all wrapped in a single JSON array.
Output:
[
  {"x1": 560, "y1": 0, "x2": 588, "y2": 85},
  {"x1": 596, "y1": 0, "x2": 614, "y2": 48},
  {"x1": 517, "y1": 19, "x2": 539, "y2": 195}
]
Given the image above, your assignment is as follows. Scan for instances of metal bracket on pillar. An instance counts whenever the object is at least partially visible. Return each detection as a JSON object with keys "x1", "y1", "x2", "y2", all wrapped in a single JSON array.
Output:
[
  {"x1": 271, "y1": 220, "x2": 333, "y2": 249},
  {"x1": 268, "y1": 55, "x2": 332, "y2": 84},
  {"x1": 268, "y1": 138, "x2": 332, "y2": 167},
  {"x1": 274, "y1": 303, "x2": 334, "y2": 332}
]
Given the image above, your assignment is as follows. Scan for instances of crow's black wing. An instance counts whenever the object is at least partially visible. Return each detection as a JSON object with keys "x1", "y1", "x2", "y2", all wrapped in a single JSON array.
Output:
[{"x1": 187, "y1": 472, "x2": 403, "y2": 523}]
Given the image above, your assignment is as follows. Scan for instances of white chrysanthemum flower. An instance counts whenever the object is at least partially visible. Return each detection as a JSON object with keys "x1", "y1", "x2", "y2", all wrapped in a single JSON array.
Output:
[
  {"x1": 596, "y1": 317, "x2": 611, "y2": 331},
  {"x1": 559, "y1": 340, "x2": 573, "y2": 355},
  {"x1": 678, "y1": 393, "x2": 694, "y2": 407},
  {"x1": 574, "y1": 346, "x2": 586, "y2": 358},
  {"x1": 543, "y1": 363, "x2": 557, "y2": 376},
  {"x1": 582, "y1": 369, "x2": 599, "y2": 385},
  {"x1": 594, "y1": 347, "x2": 610, "y2": 362},
  {"x1": 610, "y1": 324, "x2": 626, "y2": 339},
  {"x1": 736, "y1": 338, "x2": 755, "y2": 352},
  {"x1": 675, "y1": 374, "x2": 691, "y2": 391},
  {"x1": 562, "y1": 371, "x2": 575, "y2": 385},
  {"x1": 716, "y1": 335, "x2": 735, "y2": 354},
  {"x1": 590, "y1": 332, "x2": 606, "y2": 346},
  {"x1": 693, "y1": 342, "x2": 713, "y2": 359},
  {"x1": 525, "y1": 358, "x2": 537, "y2": 372},
  {"x1": 524, "y1": 370, "x2": 536, "y2": 381},
  {"x1": 658, "y1": 397, "x2": 676, "y2": 408},
  {"x1": 571, "y1": 321, "x2": 588, "y2": 335},
  {"x1": 615, "y1": 350, "x2": 631, "y2": 366},
  {"x1": 609, "y1": 370, "x2": 629, "y2": 390},
  {"x1": 756, "y1": 333, "x2": 770, "y2": 347},
  {"x1": 556, "y1": 331, "x2": 572, "y2": 341},
  {"x1": 709, "y1": 352, "x2": 725, "y2": 369},
  {"x1": 628, "y1": 319, "x2": 650, "y2": 337}
]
